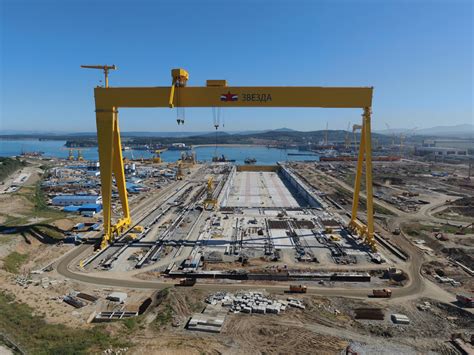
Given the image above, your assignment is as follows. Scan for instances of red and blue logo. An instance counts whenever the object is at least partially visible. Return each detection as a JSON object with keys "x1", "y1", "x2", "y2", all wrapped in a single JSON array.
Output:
[{"x1": 220, "y1": 92, "x2": 238, "y2": 102}]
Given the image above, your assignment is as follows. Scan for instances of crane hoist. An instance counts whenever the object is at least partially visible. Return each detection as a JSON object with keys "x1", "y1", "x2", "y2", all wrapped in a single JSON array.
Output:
[{"x1": 83, "y1": 67, "x2": 376, "y2": 251}]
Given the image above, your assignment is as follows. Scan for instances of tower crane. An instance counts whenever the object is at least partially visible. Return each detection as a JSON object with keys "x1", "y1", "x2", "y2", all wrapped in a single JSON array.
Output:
[
  {"x1": 80, "y1": 65, "x2": 117, "y2": 88},
  {"x1": 385, "y1": 123, "x2": 395, "y2": 147},
  {"x1": 344, "y1": 122, "x2": 351, "y2": 149},
  {"x1": 325, "y1": 122, "x2": 329, "y2": 146},
  {"x1": 352, "y1": 124, "x2": 363, "y2": 150},
  {"x1": 399, "y1": 127, "x2": 418, "y2": 156}
]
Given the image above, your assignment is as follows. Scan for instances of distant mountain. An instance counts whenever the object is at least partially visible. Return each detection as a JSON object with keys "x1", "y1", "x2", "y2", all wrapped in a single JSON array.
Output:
[
  {"x1": 0, "y1": 128, "x2": 293, "y2": 138},
  {"x1": 272, "y1": 128, "x2": 296, "y2": 132},
  {"x1": 415, "y1": 124, "x2": 473, "y2": 138},
  {"x1": 376, "y1": 124, "x2": 473, "y2": 138}
]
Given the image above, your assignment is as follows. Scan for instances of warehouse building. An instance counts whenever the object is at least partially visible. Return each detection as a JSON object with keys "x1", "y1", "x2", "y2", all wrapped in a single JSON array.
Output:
[
  {"x1": 52, "y1": 195, "x2": 102, "y2": 206},
  {"x1": 63, "y1": 203, "x2": 102, "y2": 216}
]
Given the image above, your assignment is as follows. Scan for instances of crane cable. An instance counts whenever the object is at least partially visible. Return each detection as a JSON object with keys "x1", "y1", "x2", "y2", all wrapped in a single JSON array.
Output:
[
  {"x1": 176, "y1": 80, "x2": 185, "y2": 125},
  {"x1": 212, "y1": 107, "x2": 221, "y2": 157}
]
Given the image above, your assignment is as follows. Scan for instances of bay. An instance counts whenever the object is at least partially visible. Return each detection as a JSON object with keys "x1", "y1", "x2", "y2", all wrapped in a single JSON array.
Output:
[{"x1": 0, "y1": 139, "x2": 319, "y2": 165}]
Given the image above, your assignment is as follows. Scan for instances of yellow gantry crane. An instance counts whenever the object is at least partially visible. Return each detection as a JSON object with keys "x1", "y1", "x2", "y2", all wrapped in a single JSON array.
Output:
[
  {"x1": 153, "y1": 149, "x2": 167, "y2": 164},
  {"x1": 176, "y1": 160, "x2": 184, "y2": 180},
  {"x1": 83, "y1": 67, "x2": 376, "y2": 251},
  {"x1": 204, "y1": 176, "x2": 218, "y2": 210}
]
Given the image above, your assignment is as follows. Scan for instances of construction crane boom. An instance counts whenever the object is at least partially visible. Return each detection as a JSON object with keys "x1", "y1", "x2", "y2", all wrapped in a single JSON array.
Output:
[{"x1": 81, "y1": 65, "x2": 117, "y2": 88}]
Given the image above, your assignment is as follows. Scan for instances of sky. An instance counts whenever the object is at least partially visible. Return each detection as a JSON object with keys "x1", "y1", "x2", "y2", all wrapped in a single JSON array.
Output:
[{"x1": 0, "y1": 0, "x2": 472, "y2": 133}]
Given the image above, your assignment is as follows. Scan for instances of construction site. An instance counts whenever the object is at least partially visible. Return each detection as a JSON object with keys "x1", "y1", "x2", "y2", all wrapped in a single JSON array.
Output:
[{"x1": 0, "y1": 67, "x2": 473, "y2": 354}]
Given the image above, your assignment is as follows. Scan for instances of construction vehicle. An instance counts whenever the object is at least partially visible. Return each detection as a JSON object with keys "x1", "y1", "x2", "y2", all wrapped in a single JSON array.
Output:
[
  {"x1": 372, "y1": 288, "x2": 392, "y2": 298},
  {"x1": 289, "y1": 285, "x2": 307, "y2": 293},
  {"x1": 177, "y1": 278, "x2": 196, "y2": 287},
  {"x1": 132, "y1": 225, "x2": 144, "y2": 233},
  {"x1": 83, "y1": 67, "x2": 376, "y2": 251}
]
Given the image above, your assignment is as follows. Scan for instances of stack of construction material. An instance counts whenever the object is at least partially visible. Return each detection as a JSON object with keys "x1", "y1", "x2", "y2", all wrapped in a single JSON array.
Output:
[
  {"x1": 391, "y1": 313, "x2": 410, "y2": 324},
  {"x1": 354, "y1": 308, "x2": 384, "y2": 320},
  {"x1": 287, "y1": 297, "x2": 306, "y2": 309},
  {"x1": 205, "y1": 291, "x2": 304, "y2": 315}
]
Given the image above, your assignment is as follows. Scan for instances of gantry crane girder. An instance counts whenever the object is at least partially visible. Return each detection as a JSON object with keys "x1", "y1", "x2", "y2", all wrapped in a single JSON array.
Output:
[{"x1": 91, "y1": 68, "x2": 376, "y2": 250}]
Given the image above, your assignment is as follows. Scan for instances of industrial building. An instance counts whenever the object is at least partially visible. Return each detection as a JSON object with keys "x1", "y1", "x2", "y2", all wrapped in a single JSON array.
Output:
[
  {"x1": 51, "y1": 194, "x2": 102, "y2": 206},
  {"x1": 415, "y1": 146, "x2": 469, "y2": 157}
]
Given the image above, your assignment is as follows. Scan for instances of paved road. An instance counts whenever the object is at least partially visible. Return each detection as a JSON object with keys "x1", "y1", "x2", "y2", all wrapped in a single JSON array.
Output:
[
  {"x1": 56, "y1": 242, "x2": 424, "y2": 300},
  {"x1": 54, "y1": 164, "x2": 457, "y2": 303}
]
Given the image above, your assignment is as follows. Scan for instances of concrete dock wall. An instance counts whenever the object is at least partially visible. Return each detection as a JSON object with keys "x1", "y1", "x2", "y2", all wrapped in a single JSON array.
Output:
[
  {"x1": 278, "y1": 164, "x2": 326, "y2": 208},
  {"x1": 218, "y1": 165, "x2": 236, "y2": 207}
]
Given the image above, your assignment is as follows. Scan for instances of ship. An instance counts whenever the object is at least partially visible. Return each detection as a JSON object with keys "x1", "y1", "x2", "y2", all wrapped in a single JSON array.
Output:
[
  {"x1": 212, "y1": 155, "x2": 236, "y2": 163},
  {"x1": 20, "y1": 150, "x2": 44, "y2": 157},
  {"x1": 244, "y1": 157, "x2": 257, "y2": 164}
]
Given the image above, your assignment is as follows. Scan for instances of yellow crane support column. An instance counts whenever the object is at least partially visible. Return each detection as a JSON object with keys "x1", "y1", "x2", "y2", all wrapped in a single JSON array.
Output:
[
  {"x1": 112, "y1": 112, "x2": 131, "y2": 234},
  {"x1": 95, "y1": 108, "x2": 130, "y2": 249},
  {"x1": 351, "y1": 120, "x2": 366, "y2": 226},
  {"x1": 349, "y1": 108, "x2": 376, "y2": 251},
  {"x1": 363, "y1": 107, "x2": 376, "y2": 251}
]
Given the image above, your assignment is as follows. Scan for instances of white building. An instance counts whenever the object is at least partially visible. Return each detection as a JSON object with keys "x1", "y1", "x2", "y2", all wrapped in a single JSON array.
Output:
[{"x1": 51, "y1": 195, "x2": 102, "y2": 206}]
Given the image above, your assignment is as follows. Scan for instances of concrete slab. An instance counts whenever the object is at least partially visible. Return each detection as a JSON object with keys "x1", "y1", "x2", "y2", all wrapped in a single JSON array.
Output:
[{"x1": 225, "y1": 172, "x2": 300, "y2": 208}]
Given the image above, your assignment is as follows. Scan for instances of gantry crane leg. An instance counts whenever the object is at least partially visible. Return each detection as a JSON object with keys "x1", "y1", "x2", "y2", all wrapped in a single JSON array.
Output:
[
  {"x1": 350, "y1": 119, "x2": 366, "y2": 224},
  {"x1": 112, "y1": 111, "x2": 131, "y2": 235},
  {"x1": 363, "y1": 107, "x2": 376, "y2": 251},
  {"x1": 349, "y1": 107, "x2": 376, "y2": 251},
  {"x1": 96, "y1": 108, "x2": 130, "y2": 249}
]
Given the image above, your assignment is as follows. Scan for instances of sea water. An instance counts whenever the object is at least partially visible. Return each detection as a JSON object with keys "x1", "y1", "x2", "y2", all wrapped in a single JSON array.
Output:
[{"x1": 0, "y1": 139, "x2": 319, "y2": 165}]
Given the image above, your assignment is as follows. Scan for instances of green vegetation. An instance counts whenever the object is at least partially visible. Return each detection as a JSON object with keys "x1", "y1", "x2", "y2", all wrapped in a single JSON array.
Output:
[
  {"x1": 33, "y1": 181, "x2": 49, "y2": 211},
  {"x1": 0, "y1": 292, "x2": 130, "y2": 354},
  {"x1": 403, "y1": 222, "x2": 464, "y2": 237},
  {"x1": 154, "y1": 304, "x2": 173, "y2": 328},
  {"x1": 0, "y1": 157, "x2": 27, "y2": 182},
  {"x1": 13, "y1": 183, "x2": 64, "y2": 221},
  {"x1": 152, "y1": 288, "x2": 174, "y2": 328},
  {"x1": 35, "y1": 225, "x2": 64, "y2": 240},
  {"x1": 63, "y1": 129, "x2": 392, "y2": 148},
  {"x1": 2, "y1": 252, "x2": 29, "y2": 274},
  {"x1": 122, "y1": 316, "x2": 144, "y2": 331}
]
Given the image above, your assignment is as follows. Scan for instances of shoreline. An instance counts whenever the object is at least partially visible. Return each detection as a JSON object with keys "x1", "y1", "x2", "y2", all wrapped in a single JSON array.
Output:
[{"x1": 191, "y1": 144, "x2": 269, "y2": 148}]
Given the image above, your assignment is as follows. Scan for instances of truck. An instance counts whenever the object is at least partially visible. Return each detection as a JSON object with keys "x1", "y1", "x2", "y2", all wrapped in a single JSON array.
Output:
[
  {"x1": 372, "y1": 289, "x2": 392, "y2": 298},
  {"x1": 289, "y1": 285, "x2": 307, "y2": 293},
  {"x1": 393, "y1": 228, "x2": 401, "y2": 235},
  {"x1": 456, "y1": 294, "x2": 473, "y2": 308},
  {"x1": 177, "y1": 278, "x2": 196, "y2": 287}
]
